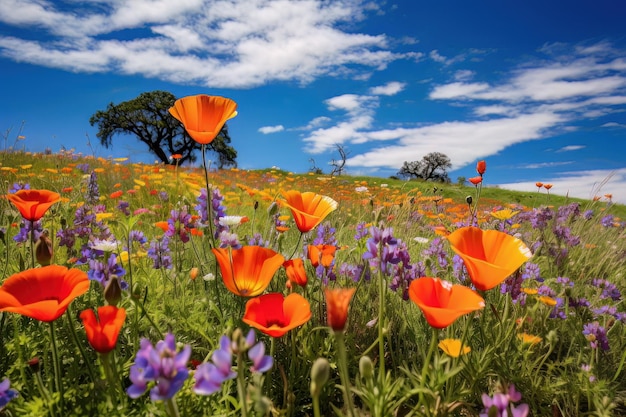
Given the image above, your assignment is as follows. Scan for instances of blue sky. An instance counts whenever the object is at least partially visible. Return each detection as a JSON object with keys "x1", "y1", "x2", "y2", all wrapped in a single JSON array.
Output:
[{"x1": 2, "y1": 0, "x2": 626, "y2": 203}]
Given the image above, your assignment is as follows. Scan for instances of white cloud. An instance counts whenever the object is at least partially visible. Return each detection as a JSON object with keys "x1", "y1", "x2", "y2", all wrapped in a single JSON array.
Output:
[
  {"x1": 369, "y1": 81, "x2": 406, "y2": 96},
  {"x1": 0, "y1": 0, "x2": 413, "y2": 88},
  {"x1": 498, "y1": 168, "x2": 626, "y2": 205},
  {"x1": 258, "y1": 125, "x2": 284, "y2": 134},
  {"x1": 520, "y1": 161, "x2": 575, "y2": 169},
  {"x1": 556, "y1": 145, "x2": 585, "y2": 152}
]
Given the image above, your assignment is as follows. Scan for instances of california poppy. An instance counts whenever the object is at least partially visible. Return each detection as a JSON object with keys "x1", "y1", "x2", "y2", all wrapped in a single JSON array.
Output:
[
  {"x1": 535, "y1": 182, "x2": 543, "y2": 188},
  {"x1": 279, "y1": 191, "x2": 338, "y2": 233},
  {"x1": 243, "y1": 293, "x2": 311, "y2": 338},
  {"x1": 212, "y1": 246, "x2": 285, "y2": 297},
  {"x1": 0, "y1": 265, "x2": 89, "y2": 322},
  {"x1": 408, "y1": 277, "x2": 485, "y2": 329},
  {"x1": 283, "y1": 258, "x2": 308, "y2": 287},
  {"x1": 6, "y1": 189, "x2": 61, "y2": 222},
  {"x1": 438, "y1": 338, "x2": 471, "y2": 357},
  {"x1": 324, "y1": 287, "x2": 356, "y2": 332},
  {"x1": 307, "y1": 244, "x2": 336, "y2": 268},
  {"x1": 468, "y1": 176, "x2": 482, "y2": 185},
  {"x1": 169, "y1": 95, "x2": 238, "y2": 145},
  {"x1": 446, "y1": 226, "x2": 532, "y2": 291},
  {"x1": 80, "y1": 305, "x2": 126, "y2": 354},
  {"x1": 476, "y1": 160, "x2": 486, "y2": 176},
  {"x1": 543, "y1": 184, "x2": 553, "y2": 190}
]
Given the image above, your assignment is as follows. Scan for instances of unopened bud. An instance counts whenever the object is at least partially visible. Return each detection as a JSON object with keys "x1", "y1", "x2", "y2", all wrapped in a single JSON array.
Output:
[
  {"x1": 28, "y1": 357, "x2": 41, "y2": 373},
  {"x1": 189, "y1": 267, "x2": 199, "y2": 281},
  {"x1": 359, "y1": 356, "x2": 374, "y2": 380},
  {"x1": 35, "y1": 231, "x2": 53, "y2": 266},
  {"x1": 267, "y1": 201, "x2": 279, "y2": 217},
  {"x1": 104, "y1": 275, "x2": 123, "y2": 306},
  {"x1": 310, "y1": 358, "x2": 330, "y2": 397},
  {"x1": 465, "y1": 196, "x2": 473, "y2": 205}
]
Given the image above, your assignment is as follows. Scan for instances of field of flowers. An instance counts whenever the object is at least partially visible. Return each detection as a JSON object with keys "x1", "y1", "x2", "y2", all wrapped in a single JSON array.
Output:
[{"x1": 1, "y1": 96, "x2": 626, "y2": 417}]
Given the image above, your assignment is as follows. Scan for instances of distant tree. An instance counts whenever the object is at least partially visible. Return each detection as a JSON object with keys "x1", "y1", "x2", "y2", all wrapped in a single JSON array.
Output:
[
  {"x1": 329, "y1": 144, "x2": 349, "y2": 176},
  {"x1": 309, "y1": 158, "x2": 323, "y2": 175},
  {"x1": 398, "y1": 152, "x2": 452, "y2": 182},
  {"x1": 89, "y1": 90, "x2": 237, "y2": 167}
]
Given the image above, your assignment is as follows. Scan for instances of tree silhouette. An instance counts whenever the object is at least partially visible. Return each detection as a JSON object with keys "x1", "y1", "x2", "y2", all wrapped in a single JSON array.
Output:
[
  {"x1": 90, "y1": 90, "x2": 237, "y2": 167},
  {"x1": 398, "y1": 152, "x2": 451, "y2": 182}
]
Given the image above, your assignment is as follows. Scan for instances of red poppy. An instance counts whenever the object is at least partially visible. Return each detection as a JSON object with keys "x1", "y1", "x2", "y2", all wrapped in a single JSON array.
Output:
[
  {"x1": 0, "y1": 265, "x2": 89, "y2": 322},
  {"x1": 543, "y1": 184, "x2": 553, "y2": 190},
  {"x1": 307, "y1": 244, "x2": 337, "y2": 268},
  {"x1": 468, "y1": 176, "x2": 483, "y2": 185},
  {"x1": 6, "y1": 189, "x2": 61, "y2": 222},
  {"x1": 243, "y1": 293, "x2": 311, "y2": 338},
  {"x1": 446, "y1": 226, "x2": 532, "y2": 291},
  {"x1": 408, "y1": 277, "x2": 485, "y2": 329},
  {"x1": 535, "y1": 182, "x2": 543, "y2": 188},
  {"x1": 169, "y1": 95, "x2": 238, "y2": 145},
  {"x1": 279, "y1": 191, "x2": 338, "y2": 233},
  {"x1": 283, "y1": 258, "x2": 308, "y2": 287},
  {"x1": 324, "y1": 287, "x2": 356, "y2": 332},
  {"x1": 212, "y1": 246, "x2": 285, "y2": 297},
  {"x1": 476, "y1": 160, "x2": 486, "y2": 175},
  {"x1": 80, "y1": 306, "x2": 126, "y2": 354}
]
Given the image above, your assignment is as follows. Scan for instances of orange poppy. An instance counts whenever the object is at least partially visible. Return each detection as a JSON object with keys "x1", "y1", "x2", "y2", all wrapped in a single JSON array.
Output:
[
  {"x1": 6, "y1": 189, "x2": 61, "y2": 222},
  {"x1": 279, "y1": 191, "x2": 338, "y2": 233},
  {"x1": 283, "y1": 258, "x2": 308, "y2": 287},
  {"x1": 307, "y1": 244, "x2": 336, "y2": 268},
  {"x1": 212, "y1": 246, "x2": 285, "y2": 297},
  {"x1": 543, "y1": 184, "x2": 553, "y2": 190},
  {"x1": 468, "y1": 176, "x2": 482, "y2": 185},
  {"x1": 408, "y1": 277, "x2": 485, "y2": 329},
  {"x1": 476, "y1": 160, "x2": 486, "y2": 175},
  {"x1": 0, "y1": 265, "x2": 89, "y2": 322},
  {"x1": 324, "y1": 287, "x2": 356, "y2": 332},
  {"x1": 169, "y1": 95, "x2": 238, "y2": 145},
  {"x1": 109, "y1": 190, "x2": 124, "y2": 199},
  {"x1": 80, "y1": 305, "x2": 126, "y2": 354},
  {"x1": 243, "y1": 292, "x2": 311, "y2": 338},
  {"x1": 535, "y1": 182, "x2": 543, "y2": 188},
  {"x1": 446, "y1": 226, "x2": 532, "y2": 291}
]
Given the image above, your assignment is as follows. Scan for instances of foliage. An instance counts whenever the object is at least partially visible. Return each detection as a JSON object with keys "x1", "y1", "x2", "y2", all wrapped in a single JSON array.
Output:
[
  {"x1": 0, "y1": 149, "x2": 625, "y2": 417},
  {"x1": 398, "y1": 152, "x2": 452, "y2": 182},
  {"x1": 89, "y1": 91, "x2": 237, "y2": 168}
]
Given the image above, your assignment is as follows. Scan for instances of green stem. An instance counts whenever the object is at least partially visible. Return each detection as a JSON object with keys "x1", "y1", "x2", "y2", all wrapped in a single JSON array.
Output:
[
  {"x1": 164, "y1": 397, "x2": 181, "y2": 417},
  {"x1": 377, "y1": 261, "x2": 386, "y2": 383},
  {"x1": 65, "y1": 308, "x2": 97, "y2": 386},
  {"x1": 49, "y1": 321, "x2": 65, "y2": 411},
  {"x1": 335, "y1": 331, "x2": 357, "y2": 417},
  {"x1": 237, "y1": 352, "x2": 249, "y2": 417},
  {"x1": 33, "y1": 365, "x2": 54, "y2": 414},
  {"x1": 313, "y1": 395, "x2": 321, "y2": 417},
  {"x1": 101, "y1": 353, "x2": 119, "y2": 409},
  {"x1": 201, "y1": 144, "x2": 217, "y2": 248},
  {"x1": 419, "y1": 328, "x2": 439, "y2": 406},
  {"x1": 12, "y1": 315, "x2": 28, "y2": 391}
]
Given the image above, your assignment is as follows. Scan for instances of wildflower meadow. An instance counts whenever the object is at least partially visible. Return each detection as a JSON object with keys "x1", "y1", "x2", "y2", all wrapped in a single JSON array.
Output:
[{"x1": 1, "y1": 95, "x2": 626, "y2": 417}]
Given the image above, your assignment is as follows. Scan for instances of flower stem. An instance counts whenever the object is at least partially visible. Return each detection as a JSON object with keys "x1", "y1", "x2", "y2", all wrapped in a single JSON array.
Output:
[
  {"x1": 237, "y1": 351, "x2": 249, "y2": 417},
  {"x1": 49, "y1": 320, "x2": 65, "y2": 411},
  {"x1": 164, "y1": 397, "x2": 181, "y2": 417},
  {"x1": 101, "y1": 353, "x2": 120, "y2": 409},
  {"x1": 377, "y1": 262, "x2": 386, "y2": 382},
  {"x1": 419, "y1": 328, "x2": 439, "y2": 406},
  {"x1": 334, "y1": 331, "x2": 357, "y2": 417},
  {"x1": 65, "y1": 308, "x2": 97, "y2": 386}
]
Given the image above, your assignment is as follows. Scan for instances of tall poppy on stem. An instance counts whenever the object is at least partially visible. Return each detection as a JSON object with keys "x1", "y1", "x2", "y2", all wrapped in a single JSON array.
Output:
[
  {"x1": 476, "y1": 160, "x2": 486, "y2": 176},
  {"x1": 212, "y1": 246, "x2": 285, "y2": 297},
  {"x1": 169, "y1": 95, "x2": 238, "y2": 145},
  {"x1": 324, "y1": 287, "x2": 356, "y2": 332},
  {"x1": 243, "y1": 293, "x2": 311, "y2": 338},
  {"x1": 80, "y1": 306, "x2": 126, "y2": 354},
  {"x1": 446, "y1": 226, "x2": 532, "y2": 291},
  {"x1": 408, "y1": 277, "x2": 485, "y2": 329},
  {"x1": 0, "y1": 265, "x2": 89, "y2": 322},
  {"x1": 283, "y1": 258, "x2": 308, "y2": 287},
  {"x1": 279, "y1": 191, "x2": 338, "y2": 233},
  {"x1": 6, "y1": 189, "x2": 61, "y2": 222}
]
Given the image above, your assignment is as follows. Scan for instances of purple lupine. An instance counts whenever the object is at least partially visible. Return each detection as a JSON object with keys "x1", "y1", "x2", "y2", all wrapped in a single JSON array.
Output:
[
  {"x1": 166, "y1": 206, "x2": 195, "y2": 244},
  {"x1": 88, "y1": 253, "x2": 127, "y2": 289},
  {"x1": 313, "y1": 222, "x2": 338, "y2": 247},
  {"x1": 194, "y1": 335, "x2": 237, "y2": 395},
  {"x1": 422, "y1": 237, "x2": 449, "y2": 275},
  {"x1": 8, "y1": 182, "x2": 30, "y2": 194},
  {"x1": 592, "y1": 278, "x2": 621, "y2": 301},
  {"x1": 117, "y1": 200, "x2": 130, "y2": 216},
  {"x1": 583, "y1": 209, "x2": 594, "y2": 220},
  {"x1": 127, "y1": 333, "x2": 191, "y2": 401},
  {"x1": 354, "y1": 222, "x2": 369, "y2": 240},
  {"x1": 362, "y1": 226, "x2": 399, "y2": 274},
  {"x1": 501, "y1": 270, "x2": 524, "y2": 302},
  {"x1": 85, "y1": 171, "x2": 100, "y2": 205},
  {"x1": 13, "y1": 219, "x2": 43, "y2": 243},
  {"x1": 248, "y1": 339, "x2": 273, "y2": 373},
  {"x1": 338, "y1": 263, "x2": 371, "y2": 283},
  {"x1": 76, "y1": 163, "x2": 90, "y2": 173},
  {"x1": 600, "y1": 214, "x2": 615, "y2": 228},
  {"x1": 480, "y1": 384, "x2": 529, "y2": 417},
  {"x1": 217, "y1": 230, "x2": 241, "y2": 249},
  {"x1": 452, "y1": 254, "x2": 469, "y2": 283},
  {"x1": 0, "y1": 378, "x2": 18, "y2": 410},
  {"x1": 147, "y1": 237, "x2": 173, "y2": 269},
  {"x1": 248, "y1": 233, "x2": 269, "y2": 247},
  {"x1": 582, "y1": 321, "x2": 610, "y2": 351}
]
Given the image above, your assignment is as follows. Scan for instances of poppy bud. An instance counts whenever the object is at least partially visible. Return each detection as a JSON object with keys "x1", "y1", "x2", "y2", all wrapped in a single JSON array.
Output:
[
  {"x1": 310, "y1": 358, "x2": 330, "y2": 397},
  {"x1": 28, "y1": 357, "x2": 41, "y2": 373},
  {"x1": 465, "y1": 196, "x2": 473, "y2": 205},
  {"x1": 359, "y1": 356, "x2": 374, "y2": 381},
  {"x1": 104, "y1": 275, "x2": 123, "y2": 306},
  {"x1": 476, "y1": 160, "x2": 486, "y2": 175},
  {"x1": 35, "y1": 230, "x2": 53, "y2": 266}
]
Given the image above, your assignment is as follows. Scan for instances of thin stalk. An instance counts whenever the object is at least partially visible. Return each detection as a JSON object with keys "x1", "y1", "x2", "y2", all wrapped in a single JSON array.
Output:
[
  {"x1": 201, "y1": 144, "x2": 217, "y2": 248},
  {"x1": 419, "y1": 328, "x2": 439, "y2": 406},
  {"x1": 65, "y1": 308, "x2": 97, "y2": 386},
  {"x1": 237, "y1": 352, "x2": 249, "y2": 417},
  {"x1": 334, "y1": 331, "x2": 357, "y2": 417},
  {"x1": 100, "y1": 353, "x2": 119, "y2": 409},
  {"x1": 49, "y1": 321, "x2": 65, "y2": 410},
  {"x1": 377, "y1": 261, "x2": 386, "y2": 383},
  {"x1": 164, "y1": 397, "x2": 181, "y2": 417},
  {"x1": 12, "y1": 315, "x2": 28, "y2": 391}
]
